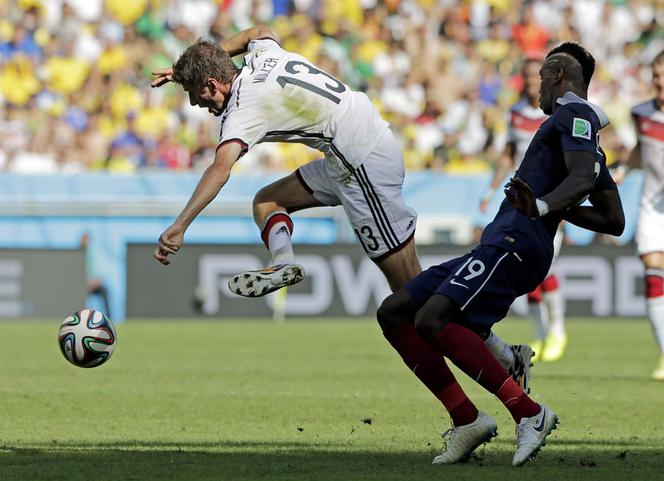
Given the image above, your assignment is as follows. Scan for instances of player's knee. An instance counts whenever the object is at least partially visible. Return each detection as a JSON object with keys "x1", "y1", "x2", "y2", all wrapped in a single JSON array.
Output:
[
  {"x1": 414, "y1": 295, "x2": 455, "y2": 342},
  {"x1": 376, "y1": 294, "x2": 408, "y2": 331},
  {"x1": 642, "y1": 252, "x2": 664, "y2": 270},
  {"x1": 413, "y1": 307, "x2": 441, "y2": 342},
  {"x1": 252, "y1": 185, "x2": 274, "y2": 210}
]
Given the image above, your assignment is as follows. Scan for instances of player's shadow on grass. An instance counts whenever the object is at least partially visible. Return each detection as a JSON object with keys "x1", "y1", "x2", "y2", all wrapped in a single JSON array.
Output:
[
  {"x1": 1, "y1": 441, "x2": 661, "y2": 481},
  {"x1": 491, "y1": 437, "x2": 656, "y2": 447}
]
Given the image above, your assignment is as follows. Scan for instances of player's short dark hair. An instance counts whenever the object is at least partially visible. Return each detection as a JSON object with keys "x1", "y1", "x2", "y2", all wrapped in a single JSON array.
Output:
[
  {"x1": 172, "y1": 39, "x2": 238, "y2": 90},
  {"x1": 546, "y1": 42, "x2": 595, "y2": 87},
  {"x1": 653, "y1": 49, "x2": 664, "y2": 67}
]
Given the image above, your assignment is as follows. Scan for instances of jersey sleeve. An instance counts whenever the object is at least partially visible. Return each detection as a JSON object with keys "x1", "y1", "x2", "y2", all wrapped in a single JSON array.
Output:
[
  {"x1": 218, "y1": 108, "x2": 268, "y2": 154},
  {"x1": 593, "y1": 161, "x2": 618, "y2": 192},
  {"x1": 247, "y1": 37, "x2": 283, "y2": 53},
  {"x1": 553, "y1": 105, "x2": 599, "y2": 153}
]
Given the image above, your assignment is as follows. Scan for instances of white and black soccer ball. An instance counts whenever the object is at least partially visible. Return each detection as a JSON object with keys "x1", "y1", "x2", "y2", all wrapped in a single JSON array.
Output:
[{"x1": 58, "y1": 309, "x2": 117, "y2": 368}]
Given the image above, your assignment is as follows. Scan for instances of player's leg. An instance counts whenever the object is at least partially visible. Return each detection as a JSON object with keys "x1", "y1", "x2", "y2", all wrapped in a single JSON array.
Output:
[
  {"x1": 541, "y1": 274, "x2": 567, "y2": 361},
  {"x1": 642, "y1": 251, "x2": 664, "y2": 381},
  {"x1": 412, "y1": 246, "x2": 558, "y2": 465},
  {"x1": 414, "y1": 295, "x2": 556, "y2": 466},
  {"x1": 483, "y1": 330, "x2": 534, "y2": 393},
  {"x1": 527, "y1": 287, "x2": 549, "y2": 361},
  {"x1": 377, "y1": 290, "x2": 480, "y2": 428},
  {"x1": 352, "y1": 142, "x2": 532, "y2": 387},
  {"x1": 338, "y1": 129, "x2": 420, "y2": 291},
  {"x1": 374, "y1": 237, "x2": 421, "y2": 291},
  {"x1": 636, "y1": 209, "x2": 664, "y2": 380},
  {"x1": 252, "y1": 171, "x2": 326, "y2": 261},
  {"x1": 377, "y1": 280, "x2": 496, "y2": 464},
  {"x1": 541, "y1": 229, "x2": 567, "y2": 362},
  {"x1": 414, "y1": 294, "x2": 541, "y2": 421},
  {"x1": 229, "y1": 169, "x2": 329, "y2": 297}
]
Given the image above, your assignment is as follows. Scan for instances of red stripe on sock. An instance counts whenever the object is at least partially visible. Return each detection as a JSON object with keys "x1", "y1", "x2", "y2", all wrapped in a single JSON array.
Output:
[
  {"x1": 541, "y1": 274, "x2": 559, "y2": 292},
  {"x1": 260, "y1": 213, "x2": 294, "y2": 248},
  {"x1": 646, "y1": 274, "x2": 664, "y2": 298},
  {"x1": 496, "y1": 378, "x2": 540, "y2": 423}
]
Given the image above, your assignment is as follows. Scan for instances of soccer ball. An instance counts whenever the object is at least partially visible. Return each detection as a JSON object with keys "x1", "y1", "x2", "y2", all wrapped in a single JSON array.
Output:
[{"x1": 58, "y1": 309, "x2": 117, "y2": 368}]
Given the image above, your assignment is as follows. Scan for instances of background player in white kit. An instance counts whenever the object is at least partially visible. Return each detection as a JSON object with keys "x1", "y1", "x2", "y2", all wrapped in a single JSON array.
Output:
[
  {"x1": 151, "y1": 24, "x2": 533, "y2": 389},
  {"x1": 480, "y1": 58, "x2": 568, "y2": 362},
  {"x1": 616, "y1": 49, "x2": 664, "y2": 381}
]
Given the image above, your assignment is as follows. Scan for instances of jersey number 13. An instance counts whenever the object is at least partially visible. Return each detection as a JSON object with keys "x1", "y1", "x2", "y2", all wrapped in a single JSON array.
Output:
[{"x1": 276, "y1": 61, "x2": 347, "y2": 104}]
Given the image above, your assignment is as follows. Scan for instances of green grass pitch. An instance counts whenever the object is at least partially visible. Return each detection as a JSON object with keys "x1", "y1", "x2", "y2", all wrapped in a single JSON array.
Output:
[{"x1": 0, "y1": 318, "x2": 662, "y2": 481}]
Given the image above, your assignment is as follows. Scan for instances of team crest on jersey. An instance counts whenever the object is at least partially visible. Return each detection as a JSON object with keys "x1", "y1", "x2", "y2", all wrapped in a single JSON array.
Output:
[{"x1": 572, "y1": 117, "x2": 591, "y2": 140}]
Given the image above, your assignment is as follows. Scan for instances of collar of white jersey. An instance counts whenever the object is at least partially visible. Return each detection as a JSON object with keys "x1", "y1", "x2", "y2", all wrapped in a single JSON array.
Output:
[
  {"x1": 556, "y1": 91, "x2": 610, "y2": 129},
  {"x1": 230, "y1": 68, "x2": 249, "y2": 97}
]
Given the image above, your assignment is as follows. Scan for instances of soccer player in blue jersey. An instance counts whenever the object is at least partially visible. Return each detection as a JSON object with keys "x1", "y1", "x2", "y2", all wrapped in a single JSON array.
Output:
[{"x1": 377, "y1": 42, "x2": 625, "y2": 466}]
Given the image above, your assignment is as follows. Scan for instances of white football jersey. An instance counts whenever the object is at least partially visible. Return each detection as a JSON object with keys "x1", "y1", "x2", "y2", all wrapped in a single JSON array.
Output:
[
  {"x1": 632, "y1": 100, "x2": 664, "y2": 211},
  {"x1": 218, "y1": 38, "x2": 389, "y2": 180},
  {"x1": 506, "y1": 99, "x2": 547, "y2": 169}
]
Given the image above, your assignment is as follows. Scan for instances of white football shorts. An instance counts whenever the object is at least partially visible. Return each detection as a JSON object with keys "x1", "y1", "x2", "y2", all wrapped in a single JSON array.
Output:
[
  {"x1": 636, "y1": 201, "x2": 664, "y2": 255},
  {"x1": 296, "y1": 129, "x2": 417, "y2": 261}
]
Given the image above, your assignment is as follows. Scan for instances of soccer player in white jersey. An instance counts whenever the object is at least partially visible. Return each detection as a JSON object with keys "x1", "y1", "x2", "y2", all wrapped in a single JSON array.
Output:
[
  {"x1": 151, "y1": 25, "x2": 533, "y2": 389},
  {"x1": 480, "y1": 58, "x2": 568, "y2": 363},
  {"x1": 151, "y1": 25, "x2": 421, "y2": 294},
  {"x1": 617, "y1": 50, "x2": 664, "y2": 381}
]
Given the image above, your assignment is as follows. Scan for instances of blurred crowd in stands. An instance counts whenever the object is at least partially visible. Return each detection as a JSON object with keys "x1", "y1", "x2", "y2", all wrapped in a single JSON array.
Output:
[{"x1": 0, "y1": 0, "x2": 662, "y2": 174}]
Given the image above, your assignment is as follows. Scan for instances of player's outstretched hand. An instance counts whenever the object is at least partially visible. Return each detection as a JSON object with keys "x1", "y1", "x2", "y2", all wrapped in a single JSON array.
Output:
[
  {"x1": 151, "y1": 68, "x2": 173, "y2": 88},
  {"x1": 154, "y1": 224, "x2": 184, "y2": 266},
  {"x1": 505, "y1": 177, "x2": 538, "y2": 218}
]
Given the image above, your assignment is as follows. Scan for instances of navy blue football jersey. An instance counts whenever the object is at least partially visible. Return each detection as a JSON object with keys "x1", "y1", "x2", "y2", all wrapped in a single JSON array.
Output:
[{"x1": 480, "y1": 92, "x2": 617, "y2": 266}]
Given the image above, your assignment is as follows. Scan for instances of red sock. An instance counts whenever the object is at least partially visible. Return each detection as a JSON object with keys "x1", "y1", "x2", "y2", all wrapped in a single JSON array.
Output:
[
  {"x1": 434, "y1": 323, "x2": 539, "y2": 422},
  {"x1": 527, "y1": 286, "x2": 542, "y2": 303},
  {"x1": 496, "y1": 378, "x2": 541, "y2": 422},
  {"x1": 384, "y1": 324, "x2": 478, "y2": 426},
  {"x1": 541, "y1": 274, "x2": 559, "y2": 292}
]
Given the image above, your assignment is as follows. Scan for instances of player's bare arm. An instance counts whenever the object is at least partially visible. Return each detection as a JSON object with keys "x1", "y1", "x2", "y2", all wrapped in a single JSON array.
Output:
[
  {"x1": 614, "y1": 141, "x2": 641, "y2": 184},
  {"x1": 150, "y1": 25, "x2": 277, "y2": 88},
  {"x1": 481, "y1": 143, "x2": 515, "y2": 213},
  {"x1": 154, "y1": 142, "x2": 243, "y2": 265},
  {"x1": 563, "y1": 189, "x2": 625, "y2": 236},
  {"x1": 220, "y1": 24, "x2": 279, "y2": 57},
  {"x1": 506, "y1": 150, "x2": 596, "y2": 218}
]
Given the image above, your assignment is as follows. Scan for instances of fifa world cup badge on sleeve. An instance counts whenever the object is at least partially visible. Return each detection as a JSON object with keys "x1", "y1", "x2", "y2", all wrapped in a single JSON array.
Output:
[{"x1": 572, "y1": 118, "x2": 591, "y2": 140}]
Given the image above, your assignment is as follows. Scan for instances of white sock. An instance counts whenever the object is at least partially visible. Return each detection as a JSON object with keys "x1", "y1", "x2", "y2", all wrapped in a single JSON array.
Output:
[
  {"x1": 543, "y1": 289, "x2": 566, "y2": 337},
  {"x1": 263, "y1": 213, "x2": 295, "y2": 266},
  {"x1": 647, "y1": 296, "x2": 664, "y2": 354},
  {"x1": 484, "y1": 331, "x2": 514, "y2": 367},
  {"x1": 528, "y1": 302, "x2": 549, "y2": 341},
  {"x1": 646, "y1": 269, "x2": 664, "y2": 354}
]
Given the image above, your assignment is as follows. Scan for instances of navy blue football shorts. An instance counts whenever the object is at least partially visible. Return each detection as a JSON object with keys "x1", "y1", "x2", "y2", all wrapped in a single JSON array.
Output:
[{"x1": 405, "y1": 245, "x2": 545, "y2": 328}]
